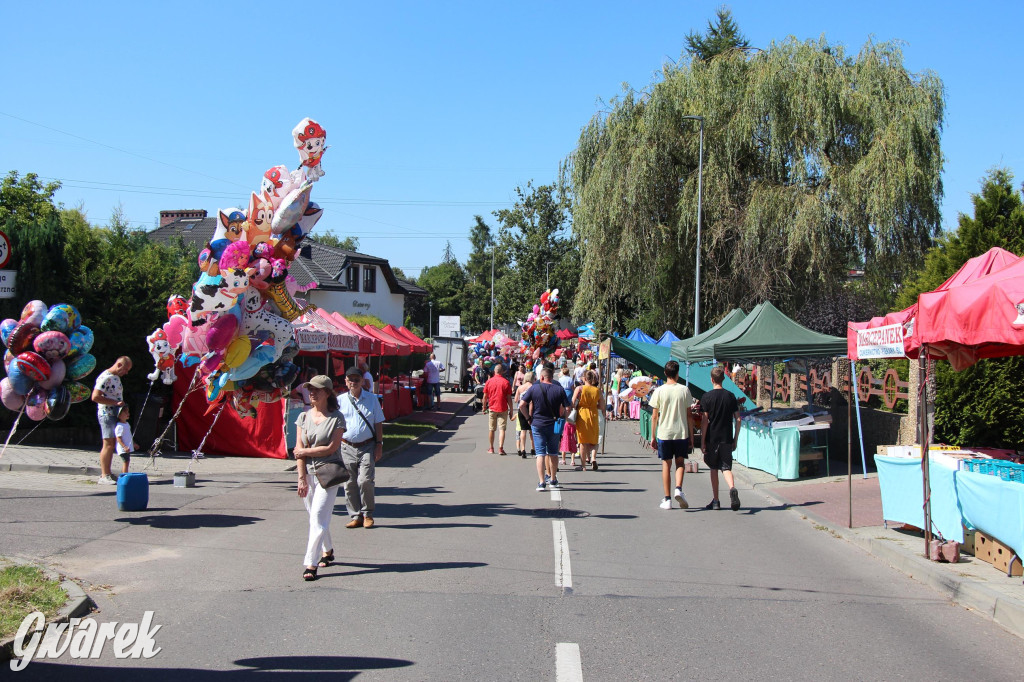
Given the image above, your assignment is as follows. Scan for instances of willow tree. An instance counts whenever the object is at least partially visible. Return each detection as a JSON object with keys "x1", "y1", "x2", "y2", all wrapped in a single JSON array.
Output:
[{"x1": 565, "y1": 37, "x2": 944, "y2": 335}]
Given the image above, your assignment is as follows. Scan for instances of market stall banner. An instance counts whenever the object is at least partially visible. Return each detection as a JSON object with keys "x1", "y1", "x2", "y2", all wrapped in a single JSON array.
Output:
[
  {"x1": 874, "y1": 455, "x2": 964, "y2": 542},
  {"x1": 855, "y1": 323, "x2": 906, "y2": 359}
]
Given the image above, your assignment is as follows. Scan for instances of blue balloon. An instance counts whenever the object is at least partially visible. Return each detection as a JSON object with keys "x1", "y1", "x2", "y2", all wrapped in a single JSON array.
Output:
[{"x1": 7, "y1": 363, "x2": 35, "y2": 396}]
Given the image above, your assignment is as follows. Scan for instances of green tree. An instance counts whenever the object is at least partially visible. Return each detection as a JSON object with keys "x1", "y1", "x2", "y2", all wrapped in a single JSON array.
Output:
[
  {"x1": 492, "y1": 182, "x2": 579, "y2": 327},
  {"x1": 0, "y1": 171, "x2": 61, "y2": 227},
  {"x1": 416, "y1": 241, "x2": 468, "y2": 327},
  {"x1": 461, "y1": 215, "x2": 502, "y2": 331},
  {"x1": 685, "y1": 6, "x2": 749, "y2": 61},
  {"x1": 312, "y1": 233, "x2": 360, "y2": 252},
  {"x1": 565, "y1": 36, "x2": 944, "y2": 336}
]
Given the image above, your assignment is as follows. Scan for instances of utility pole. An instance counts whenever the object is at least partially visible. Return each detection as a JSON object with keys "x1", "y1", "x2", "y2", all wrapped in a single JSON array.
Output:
[
  {"x1": 682, "y1": 115, "x2": 704, "y2": 335},
  {"x1": 490, "y1": 245, "x2": 495, "y2": 330}
]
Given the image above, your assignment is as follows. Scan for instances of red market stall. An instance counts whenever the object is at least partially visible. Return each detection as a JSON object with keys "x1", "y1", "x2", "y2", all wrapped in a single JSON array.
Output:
[
  {"x1": 399, "y1": 326, "x2": 431, "y2": 351},
  {"x1": 172, "y1": 363, "x2": 287, "y2": 459},
  {"x1": 364, "y1": 325, "x2": 410, "y2": 355},
  {"x1": 325, "y1": 312, "x2": 380, "y2": 354},
  {"x1": 385, "y1": 324, "x2": 429, "y2": 353}
]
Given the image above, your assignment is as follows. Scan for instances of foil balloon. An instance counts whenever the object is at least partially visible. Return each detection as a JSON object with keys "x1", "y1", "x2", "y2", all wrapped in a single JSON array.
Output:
[
  {"x1": 66, "y1": 352, "x2": 96, "y2": 381},
  {"x1": 25, "y1": 386, "x2": 47, "y2": 421},
  {"x1": 33, "y1": 331, "x2": 71, "y2": 362},
  {"x1": 260, "y1": 165, "x2": 300, "y2": 207},
  {"x1": 20, "y1": 300, "x2": 46, "y2": 327},
  {"x1": 265, "y1": 280, "x2": 314, "y2": 322},
  {"x1": 66, "y1": 381, "x2": 91, "y2": 404},
  {"x1": 145, "y1": 328, "x2": 178, "y2": 385},
  {"x1": 7, "y1": 323, "x2": 40, "y2": 354},
  {"x1": 224, "y1": 336, "x2": 251, "y2": 369},
  {"x1": 6, "y1": 362, "x2": 34, "y2": 396},
  {"x1": 246, "y1": 191, "x2": 275, "y2": 247},
  {"x1": 1, "y1": 378, "x2": 26, "y2": 410},
  {"x1": 167, "y1": 295, "x2": 188, "y2": 319},
  {"x1": 292, "y1": 117, "x2": 328, "y2": 181},
  {"x1": 0, "y1": 318, "x2": 17, "y2": 346},
  {"x1": 44, "y1": 384, "x2": 71, "y2": 421},
  {"x1": 41, "y1": 307, "x2": 71, "y2": 334},
  {"x1": 50, "y1": 304, "x2": 81, "y2": 331},
  {"x1": 271, "y1": 181, "x2": 312, "y2": 235},
  {"x1": 39, "y1": 359, "x2": 66, "y2": 389},
  {"x1": 12, "y1": 351, "x2": 50, "y2": 382},
  {"x1": 3, "y1": 350, "x2": 13, "y2": 372},
  {"x1": 68, "y1": 326, "x2": 94, "y2": 358}
]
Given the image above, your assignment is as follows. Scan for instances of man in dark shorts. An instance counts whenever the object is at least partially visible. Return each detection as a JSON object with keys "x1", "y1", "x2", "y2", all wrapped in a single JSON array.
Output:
[
  {"x1": 700, "y1": 366, "x2": 742, "y2": 510},
  {"x1": 521, "y1": 365, "x2": 569, "y2": 491},
  {"x1": 649, "y1": 360, "x2": 693, "y2": 510}
]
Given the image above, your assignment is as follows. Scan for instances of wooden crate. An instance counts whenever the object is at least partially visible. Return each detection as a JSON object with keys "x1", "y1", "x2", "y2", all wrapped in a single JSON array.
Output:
[{"x1": 974, "y1": 531, "x2": 1023, "y2": 576}]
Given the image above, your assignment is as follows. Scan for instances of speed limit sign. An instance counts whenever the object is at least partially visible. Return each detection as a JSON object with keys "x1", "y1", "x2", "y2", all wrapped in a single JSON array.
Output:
[{"x1": 0, "y1": 231, "x2": 10, "y2": 269}]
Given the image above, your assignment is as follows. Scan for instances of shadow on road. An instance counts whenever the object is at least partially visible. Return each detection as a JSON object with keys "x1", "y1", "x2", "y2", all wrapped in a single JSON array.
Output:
[
  {"x1": 114, "y1": 513, "x2": 263, "y2": 529},
  {"x1": 326, "y1": 560, "x2": 487, "y2": 577},
  {"x1": 22, "y1": 655, "x2": 414, "y2": 680},
  {"x1": 383, "y1": 522, "x2": 492, "y2": 530}
]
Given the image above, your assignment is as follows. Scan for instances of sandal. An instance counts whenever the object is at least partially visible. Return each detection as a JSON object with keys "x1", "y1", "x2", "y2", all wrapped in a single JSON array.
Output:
[
  {"x1": 318, "y1": 550, "x2": 334, "y2": 568},
  {"x1": 303, "y1": 566, "x2": 318, "y2": 581},
  {"x1": 592, "y1": 461, "x2": 599, "y2": 471}
]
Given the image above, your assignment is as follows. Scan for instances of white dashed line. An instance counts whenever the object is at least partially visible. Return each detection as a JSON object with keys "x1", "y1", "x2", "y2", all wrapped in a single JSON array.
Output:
[
  {"x1": 556, "y1": 642, "x2": 583, "y2": 682},
  {"x1": 550, "y1": 488, "x2": 562, "y2": 502},
  {"x1": 552, "y1": 519, "x2": 572, "y2": 588}
]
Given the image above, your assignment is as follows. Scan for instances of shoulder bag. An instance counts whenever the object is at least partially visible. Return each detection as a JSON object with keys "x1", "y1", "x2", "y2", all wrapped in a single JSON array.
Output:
[
  {"x1": 300, "y1": 413, "x2": 350, "y2": 489},
  {"x1": 348, "y1": 393, "x2": 378, "y2": 440},
  {"x1": 565, "y1": 389, "x2": 581, "y2": 425},
  {"x1": 540, "y1": 385, "x2": 565, "y2": 434}
]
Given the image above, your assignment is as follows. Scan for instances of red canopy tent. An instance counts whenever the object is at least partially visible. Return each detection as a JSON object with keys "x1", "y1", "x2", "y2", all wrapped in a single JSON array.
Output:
[
  {"x1": 848, "y1": 247, "x2": 1022, "y2": 361},
  {"x1": 363, "y1": 325, "x2": 409, "y2": 355},
  {"x1": 399, "y1": 326, "x2": 431, "y2": 351},
  {"x1": 469, "y1": 329, "x2": 498, "y2": 342},
  {"x1": 326, "y1": 312, "x2": 379, "y2": 354},
  {"x1": 556, "y1": 328, "x2": 577, "y2": 340},
  {"x1": 384, "y1": 324, "x2": 429, "y2": 353},
  {"x1": 916, "y1": 254, "x2": 1024, "y2": 370}
]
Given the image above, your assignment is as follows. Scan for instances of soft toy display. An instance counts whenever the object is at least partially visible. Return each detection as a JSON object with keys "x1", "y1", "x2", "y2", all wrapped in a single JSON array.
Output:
[
  {"x1": 142, "y1": 118, "x2": 331, "y2": 418},
  {"x1": 1, "y1": 300, "x2": 96, "y2": 421}
]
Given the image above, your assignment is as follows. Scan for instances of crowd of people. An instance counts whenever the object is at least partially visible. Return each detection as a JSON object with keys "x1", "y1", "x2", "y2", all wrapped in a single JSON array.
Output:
[{"x1": 88, "y1": 342, "x2": 743, "y2": 584}]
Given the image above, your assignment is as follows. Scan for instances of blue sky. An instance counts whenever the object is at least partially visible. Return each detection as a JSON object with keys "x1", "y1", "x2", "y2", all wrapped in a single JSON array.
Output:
[{"x1": 2, "y1": 1, "x2": 1021, "y2": 279}]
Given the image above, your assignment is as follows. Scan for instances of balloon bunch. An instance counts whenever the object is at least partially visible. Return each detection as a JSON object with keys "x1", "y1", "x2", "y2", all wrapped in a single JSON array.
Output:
[
  {"x1": 519, "y1": 288, "x2": 560, "y2": 360},
  {"x1": 1, "y1": 300, "x2": 95, "y2": 421},
  {"x1": 145, "y1": 118, "x2": 329, "y2": 418},
  {"x1": 469, "y1": 338, "x2": 504, "y2": 370}
]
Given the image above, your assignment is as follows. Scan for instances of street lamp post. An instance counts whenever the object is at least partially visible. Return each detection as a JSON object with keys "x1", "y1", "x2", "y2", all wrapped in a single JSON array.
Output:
[
  {"x1": 490, "y1": 246, "x2": 495, "y2": 331},
  {"x1": 681, "y1": 115, "x2": 704, "y2": 336},
  {"x1": 428, "y1": 301, "x2": 433, "y2": 339},
  {"x1": 545, "y1": 261, "x2": 555, "y2": 290}
]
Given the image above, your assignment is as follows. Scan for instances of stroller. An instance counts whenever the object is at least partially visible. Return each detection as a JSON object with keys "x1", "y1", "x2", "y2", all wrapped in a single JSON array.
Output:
[{"x1": 473, "y1": 383, "x2": 485, "y2": 411}]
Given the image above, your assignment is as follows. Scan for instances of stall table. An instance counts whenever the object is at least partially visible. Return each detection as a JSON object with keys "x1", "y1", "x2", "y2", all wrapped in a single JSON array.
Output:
[{"x1": 735, "y1": 421, "x2": 830, "y2": 480}]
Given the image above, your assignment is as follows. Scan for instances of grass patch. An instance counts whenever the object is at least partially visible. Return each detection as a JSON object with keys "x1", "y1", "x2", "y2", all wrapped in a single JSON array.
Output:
[
  {"x1": 383, "y1": 421, "x2": 438, "y2": 452},
  {"x1": 0, "y1": 564, "x2": 67, "y2": 640}
]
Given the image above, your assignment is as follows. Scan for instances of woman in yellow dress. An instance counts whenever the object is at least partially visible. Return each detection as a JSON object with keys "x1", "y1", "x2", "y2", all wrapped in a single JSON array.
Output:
[{"x1": 571, "y1": 370, "x2": 603, "y2": 471}]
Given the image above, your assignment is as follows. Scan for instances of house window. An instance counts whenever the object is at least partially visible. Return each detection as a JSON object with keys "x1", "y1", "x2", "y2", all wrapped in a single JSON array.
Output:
[
  {"x1": 363, "y1": 266, "x2": 376, "y2": 293},
  {"x1": 346, "y1": 265, "x2": 359, "y2": 291}
]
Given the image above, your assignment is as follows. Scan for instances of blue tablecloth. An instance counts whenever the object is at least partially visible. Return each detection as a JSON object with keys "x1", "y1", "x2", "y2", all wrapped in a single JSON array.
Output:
[
  {"x1": 875, "y1": 455, "x2": 964, "y2": 543},
  {"x1": 957, "y1": 470, "x2": 1024, "y2": 558},
  {"x1": 735, "y1": 422, "x2": 800, "y2": 480}
]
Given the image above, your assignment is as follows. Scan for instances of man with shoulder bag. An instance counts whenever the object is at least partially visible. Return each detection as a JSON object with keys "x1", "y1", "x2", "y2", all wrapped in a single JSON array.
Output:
[{"x1": 339, "y1": 365, "x2": 386, "y2": 528}]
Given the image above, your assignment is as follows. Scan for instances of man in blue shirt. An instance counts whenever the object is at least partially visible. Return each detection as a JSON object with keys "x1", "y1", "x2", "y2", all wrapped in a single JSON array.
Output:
[
  {"x1": 339, "y1": 365, "x2": 386, "y2": 528},
  {"x1": 522, "y1": 365, "x2": 569, "y2": 491}
]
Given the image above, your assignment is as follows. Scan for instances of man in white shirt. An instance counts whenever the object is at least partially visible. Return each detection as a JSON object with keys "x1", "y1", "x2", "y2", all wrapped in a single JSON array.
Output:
[
  {"x1": 339, "y1": 366, "x2": 386, "y2": 528},
  {"x1": 649, "y1": 360, "x2": 694, "y2": 510},
  {"x1": 423, "y1": 353, "x2": 442, "y2": 409},
  {"x1": 91, "y1": 356, "x2": 132, "y2": 485}
]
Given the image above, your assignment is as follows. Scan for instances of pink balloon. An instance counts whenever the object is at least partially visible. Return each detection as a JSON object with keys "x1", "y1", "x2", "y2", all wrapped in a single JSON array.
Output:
[
  {"x1": 25, "y1": 387, "x2": 47, "y2": 421},
  {"x1": 38, "y1": 359, "x2": 66, "y2": 389},
  {"x1": 533, "y1": 305, "x2": 540, "y2": 315},
  {"x1": 1, "y1": 378, "x2": 25, "y2": 411},
  {"x1": 205, "y1": 315, "x2": 239, "y2": 352}
]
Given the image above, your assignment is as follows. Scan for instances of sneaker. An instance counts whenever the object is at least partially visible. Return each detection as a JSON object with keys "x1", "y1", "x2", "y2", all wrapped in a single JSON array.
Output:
[
  {"x1": 544, "y1": 474, "x2": 551, "y2": 484},
  {"x1": 487, "y1": 447, "x2": 495, "y2": 454},
  {"x1": 705, "y1": 499, "x2": 721, "y2": 510},
  {"x1": 659, "y1": 497, "x2": 672, "y2": 510},
  {"x1": 730, "y1": 487, "x2": 741, "y2": 511},
  {"x1": 549, "y1": 478, "x2": 561, "y2": 489},
  {"x1": 97, "y1": 475, "x2": 116, "y2": 485},
  {"x1": 674, "y1": 488, "x2": 688, "y2": 509},
  {"x1": 536, "y1": 482, "x2": 547, "y2": 492}
]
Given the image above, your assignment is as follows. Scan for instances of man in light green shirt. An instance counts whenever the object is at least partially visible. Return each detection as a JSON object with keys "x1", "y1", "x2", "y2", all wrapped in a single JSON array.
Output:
[{"x1": 649, "y1": 360, "x2": 694, "y2": 510}]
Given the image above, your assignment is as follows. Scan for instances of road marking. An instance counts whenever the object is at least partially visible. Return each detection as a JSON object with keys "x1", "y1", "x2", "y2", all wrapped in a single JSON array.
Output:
[
  {"x1": 550, "y1": 488, "x2": 562, "y2": 502},
  {"x1": 552, "y1": 520, "x2": 572, "y2": 588},
  {"x1": 556, "y1": 642, "x2": 583, "y2": 682}
]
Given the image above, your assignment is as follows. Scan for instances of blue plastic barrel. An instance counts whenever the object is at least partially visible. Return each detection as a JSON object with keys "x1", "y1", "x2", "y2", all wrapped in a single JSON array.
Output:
[{"x1": 116, "y1": 472, "x2": 149, "y2": 511}]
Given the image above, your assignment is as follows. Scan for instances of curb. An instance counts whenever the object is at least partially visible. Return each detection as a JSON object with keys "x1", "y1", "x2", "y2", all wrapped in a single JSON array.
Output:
[
  {"x1": 381, "y1": 397, "x2": 475, "y2": 462},
  {"x1": 0, "y1": 560, "x2": 94, "y2": 662},
  {"x1": 731, "y1": 466, "x2": 1024, "y2": 640}
]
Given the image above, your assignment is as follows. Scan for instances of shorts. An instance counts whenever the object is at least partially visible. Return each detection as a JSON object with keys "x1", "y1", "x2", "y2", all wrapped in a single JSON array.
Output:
[
  {"x1": 703, "y1": 441, "x2": 734, "y2": 471},
  {"x1": 656, "y1": 438, "x2": 690, "y2": 461},
  {"x1": 531, "y1": 425, "x2": 559, "y2": 457},
  {"x1": 98, "y1": 412, "x2": 118, "y2": 440},
  {"x1": 517, "y1": 411, "x2": 530, "y2": 431},
  {"x1": 488, "y1": 410, "x2": 509, "y2": 431},
  {"x1": 118, "y1": 452, "x2": 131, "y2": 464}
]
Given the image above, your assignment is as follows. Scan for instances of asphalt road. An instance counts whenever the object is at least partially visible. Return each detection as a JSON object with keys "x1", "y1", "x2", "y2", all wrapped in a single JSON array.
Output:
[{"x1": 3, "y1": 409, "x2": 1024, "y2": 680}]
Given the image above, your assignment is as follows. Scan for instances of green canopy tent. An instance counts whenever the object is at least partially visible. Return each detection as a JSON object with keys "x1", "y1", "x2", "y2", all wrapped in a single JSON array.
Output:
[
  {"x1": 670, "y1": 308, "x2": 748, "y2": 363},
  {"x1": 696, "y1": 301, "x2": 847, "y2": 361}
]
